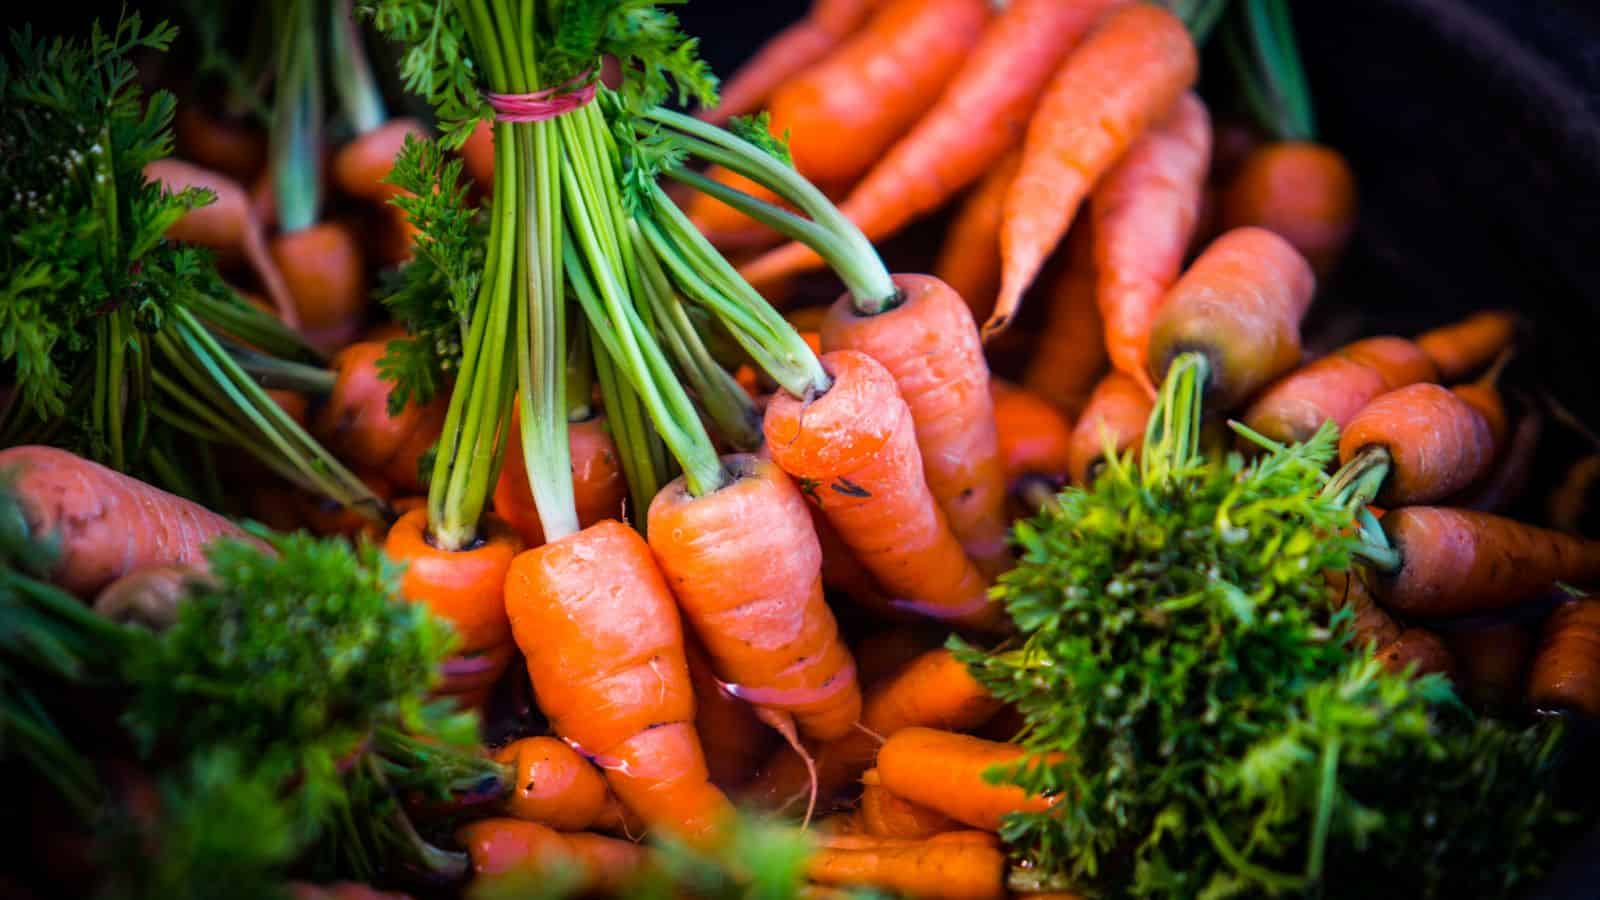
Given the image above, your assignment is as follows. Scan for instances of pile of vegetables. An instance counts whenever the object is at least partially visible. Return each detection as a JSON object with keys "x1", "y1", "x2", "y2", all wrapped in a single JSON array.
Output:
[{"x1": 2, "y1": 0, "x2": 1599, "y2": 898}]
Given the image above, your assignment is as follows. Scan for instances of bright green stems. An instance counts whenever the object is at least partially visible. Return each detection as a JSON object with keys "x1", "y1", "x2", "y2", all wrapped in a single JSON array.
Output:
[
  {"x1": 269, "y1": 0, "x2": 323, "y2": 233},
  {"x1": 1224, "y1": 0, "x2": 1316, "y2": 142},
  {"x1": 1142, "y1": 352, "x2": 1210, "y2": 486},
  {"x1": 328, "y1": 0, "x2": 386, "y2": 135}
]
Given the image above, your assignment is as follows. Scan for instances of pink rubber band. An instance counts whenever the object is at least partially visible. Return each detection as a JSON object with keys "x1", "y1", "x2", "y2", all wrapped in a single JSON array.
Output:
[{"x1": 486, "y1": 74, "x2": 597, "y2": 123}]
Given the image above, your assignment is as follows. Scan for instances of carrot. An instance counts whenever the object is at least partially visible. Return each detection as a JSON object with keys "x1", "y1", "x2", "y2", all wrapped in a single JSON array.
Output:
[
  {"x1": 685, "y1": 634, "x2": 777, "y2": 791},
  {"x1": 1338, "y1": 383, "x2": 1496, "y2": 507},
  {"x1": 877, "y1": 727, "x2": 1057, "y2": 832},
  {"x1": 1022, "y1": 224, "x2": 1107, "y2": 420},
  {"x1": 1527, "y1": 597, "x2": 1600, "y2": 717},
  {"x1": 1326, "y1": 569, "x2": 1402, "y2": 650},
  {"x1": 505, "y1": 520, "x2": 733, "y2": 843},
  {"x1": 765, "y1": 0, "x2": 990, "y2": 188},
  {"x1": 1460, "y1": 403, "x2": 1543, "y2": 513},
  {"x1": 934, "y1": 150, "x2": 1022, "y2": 321},
  {"x1": 820, "y1": 277, "x2": 1009, "y2": 575},
  {"x1": 461, "y1": 120, "x2": 495, "y2": 193},
  {"x1": 1372, "y1": 507, "x2": 1600, "y2": 619},
  {"x1": 816, "y1": 831, "x2": 1003, "y2": 851},
  {"x1": 174, "y1": 103, "x2": 268, "y2": 185},
  {"x1": 0, "y1": 446, "x2": 245, "y2": 598},
  {"x1": 1449, "y1": 352, "x2": 1512, "y2": 455},
  {"x1": 742, "y1": 0, "x2": 1119, "y2": 287},
  {"x1": 699, "y1": 0, "x2": 881, "y2": 126},
  {"x1": 648, "y1": 454, "x2": 862, "y2": 743},
  {"x1": 314, "y1": 341, "x2": 448, "y2": 495},
  {"x1": 805, "y1": 840, "x2": 1007, "y2": 900},
  {"x1": 457, "y1": 819, "x2": 646, "y2": 895},
  {"x1": 1091, "y1": 91, "x2": 1212, "y2": 393},
  {"x1": 293, "y1": 468, "x2": 393, "y2": 542},
  {"x1": 1067, "y1": 372, "x2": 1152, "y2": 486},
  {"x1": 1445, "y1": 621, "x2": 1534, "y2": 712},
  {"x1": 92, "y1": 564, "x2": 193, "y2": 631},
  {"x1": 1414, "y1": 310, "x2": 1518, "y2": 383},
  {"x1": 1219, "y1": 142, "x2": 1357, "y2": 276},
  {"x1": 806, "y1": 503, "x2": 905, "y2": 622},
  {"x1": 493, "y1": 412, "x2": 626, "y2": 548},
  {"x1": 493, "y1": 736, "x2": 633, "y2": 833},
  {"x1": 1376, "y1": 628, "x2": 1458, "y2": 680},
  {"x1": 859, "y1": 768, "x2": 956, "y2": 839},
  {"x1": 1146, "y1": 227, "x2": 1316, "y2": 409},
  {"x1": 332, "y1": 118, "x2": 426, "y2": 203},
  {"x1": 1550, "y1": 453, "x2": 1600, "y2": 536},
  {"x1": 991, "y1": 379, "x2": 1074, "y2": 489},
  {"x1": 990, "y1": 2, "x2": 1198, "y2": 335},
  {"x1": 270, "y1": 221, "x2": 368, "y2": 353},
  {"x1": 1241, "y1": 335, "x2": 1439, "y2": 447},
  {"x1": 763, "y1": 351, "x2": 995, "y2": 627},
  {"x1": 145, "y1": 159, "x2": 297, "y2": 328}
]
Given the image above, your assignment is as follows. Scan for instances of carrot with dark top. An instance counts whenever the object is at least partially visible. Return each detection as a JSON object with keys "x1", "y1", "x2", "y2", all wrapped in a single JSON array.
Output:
[
  {"x1": 1067, "y1": 372, "x2": 1153, "y2": 486},
  {"x1": 1023, "y1": 224, "x2": 1107, "y2": 419},
  {"x1": 876, "y1": 727, "x2": 1058, "y2": 832},
  {"x1": 1527, "y1": 597, "x2": 1600, "y2": 717},
  {"x1": 1459, "y1": 402, "x2": 1543, "y2": 513},
  {"x1": 1334, "y1": 384, "x2": 1496, "y2": 508}
]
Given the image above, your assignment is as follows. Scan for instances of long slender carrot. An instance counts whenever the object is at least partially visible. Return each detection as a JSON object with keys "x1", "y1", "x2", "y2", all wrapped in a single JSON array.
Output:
[
  {"x1": 1220, "y1": 142, "x2": 1356, "y2": 276},
  {"x1": 934, "y1": 151, "x2": 1023, "y2": 321},
  {"x1": 1372, "y1": 507, "x2": 1600, "y2": 619},
  {"x1": 1067, "y1": 372, "x2": 1153, "y2": 486},
  {"x1": 1022, "y1": 223, "x2": 1107, "y2": 419},
  {"x1": 699, "y1": 0, "x2": 882, "y2": 126},
  {"x1": 1242, "y1": 335, "x2": 1439, "y2": 447},
  {"x1": 493, "y1": 411, "x2": 626, "y2": 548},
  {"x1": 876, "y1": 727, "x2": 1057, "y2": 832},
  {"x1": 806, "y1": 839, "x2": 1007, "y2": 900},
  {"x1": 806, "y1": 503, "x2": 906, "y2": 622},
  {"x1": 1091, "y1": 91, "x2": 1212, "y2": 392},
  {"x1": 1146, "y1": 227, "x2": 1316, "y2": 409},
  {"x1": 648, "y1": 454, "x2": 862, "y2": 742},
  {"x1": 1376, "y1": 628, "x2": 1457, "y2": 680},
  {"x1": 821, "y1": 277, "x2": 1009, "y2": 576},
  {"x1": 0, "y1": 446, "x2": 245, "y2": 598},
  {"x1": 765, "y1": 0, "x2": 990, "y2": 187},
  {"x1": 990, "y1": 2, "x2": 1198, "y2": 336},
  {"x1": 859, "y1": 769, "x2": 957, "y2": 839},
  {"x1": 1527, "y1": 597, "x2": 1600, "y2": 717},
  {"x1": 763, "y1": 351, "x2": 996, "y2": 627},
  {"x1": 493, "y1": 736, "x2": 633, "y2": 833},
  {"x1": 1414, "y1": 310, "x2": 1518, "y2": 383},
  {"x1": 270, "y1": 221, "x2": 368, "y2": 353},
  {"x1": 505, "y1": 520, "x2": 733, "y2": 844},
  {"x1": 685, "y1": 634, "x2": 777, "y2": 791},
  {"x1": 1338, "y1": 383, "x2": 1496, "y2": 506},
  {"x1": 1444, "y1": 621, "x2": 1534, "y2": 713},
  {"x1": 741, "y1": 0, "x2": 1120, "y2": 287},
  {"x1": 456, "y1": 819, "x2": 646, "y2": 895},
  {"x1": 991, "y1": 379, "x2": 1074, "y2": 490}
]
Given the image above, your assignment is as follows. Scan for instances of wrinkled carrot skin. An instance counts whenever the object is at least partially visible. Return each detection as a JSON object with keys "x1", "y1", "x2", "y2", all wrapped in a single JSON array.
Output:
[
  {"x1": 991, "y1": 379, "x2": 1074, "y2": 489},
  {"x1": 1220, "y1": 142, "x2": 1356, "y2": 276},
  {"x1": 860, "y1": 769, "x2": 956, "y2": 839},
  {"x1": 766, "y1": 0, "x2": 989, "y2": 187},
  {"x1": 1377, "y1": 628, "x2": 1457, "y2": 680},
  {"x1": 934, "y1": 151, "x2": 1022, "y2": 321},
  {"x1": 806, "y1": 840, "x2": 1007, "y2": 900},
  {"x1": 822, "y1": 276, "x2": 1009, "y2": 575},
  {"x1": 877, "y1": 728, "x2": 1057, "y2": 832},
  {"x1": 1067, "y1": 372, "x2": 1152, "y2": 487},
  {"x1": 494, "y1": 736, "x2": 633, "y2": 832},
  {"x1": 384, "y1": 508, "x2": 522, "y2": 658},
  {"x1": 763, "y1": 351, "x2": 996, "y2": 628},
  {"x1": 0, "y1": 446, "x2": 245, "y2": 598},
  {"x1": 1243, "y1": 335, "x2": 1439, "y2": 446},
  {"x1": 1340, "y1": 383, "x2": 1495, "y2": 507},
  {"x1": 1527, "y1": 598, "x2": 1600, "y2": 717},
  {"x1": 1445, "y1": 622, "x2": 1534, "y2": 712},
  {"x1": 992, "y1": 2, "x2": 1198, "y2": 334},
  {"x1": 175, "y1": 104, "x2": 267, "y2": 185},
  {"x1": 505, "y1": 520, "x2": 733, "y2": 844},
  {"x1": 1326, "y1": 569, "x2": 1402, "y2": 649},
  {"x1": 1147, "y1": 227, "x2": 1316, "y2": 410},
  {"x1": 271, "y1": 222, "x2": 367, "y2": 352},
  {"x1": 1415, "y1": 310, "x2": 1518, "y2": 383},
  {"x1": 686, "y1": 635, "x2": 776, "y2": 790},
  {"x1": 332, "y1": 118, "x2": 426, "y2": 203},
  {"x1": 494, "y1": 413, "x2": 626, "y2": 548},
  {"x1": 648, "y1": 455, "x2": 861, "y2": 741},
  {"x1": 1023, "y1": 224, "x2": 1107, "y2": 420},
  {"x1": 457, "y1": 819, "x2": 646, "y2": 895},
  {"x1": 1092, "y1": 91, "x2": 1212, "y2": 392},
  {"x1": 1376, "y1": 507, "x2": 1600, "y2": 619}
]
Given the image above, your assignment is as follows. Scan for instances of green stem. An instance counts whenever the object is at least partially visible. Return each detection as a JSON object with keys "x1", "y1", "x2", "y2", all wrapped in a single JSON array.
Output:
[
  {"x1": 192, "y1": 292, "x2": 324, "y2": 365},
  {"x1": 1228, "y1": 0, "x2": 1316, "y2": 142},
  {"x1": 328, "y1": 0, "x2": 387, "y2": 135},
  {"x1": 592, "y1": 331, "x2": 663, "y2": 532},
  {"x1": 1142, "y1": 352, "x2": 1210, "y2": 486},
  {"x1": 566, "y1": 323, "x2": 594, "y2": 421},
  {"x1": 270, "y1": 0, "x2": 324, "y2": 232},
  {"x1": 1323, "y1": 445, "x2": 1390, "y2": 512},
  {"x1": 1202, "y1": 816, "x2": 1310, "y2": 892},
  {"x1": 226, "y1": 345, "x2": 338, "y2": 394},
  {"x1": 1351, "y1": 507, "x2": 1402, "y2": 573},
  {"x1": 1305, "y1": 738, "x2": 1340, "y2": 883}
]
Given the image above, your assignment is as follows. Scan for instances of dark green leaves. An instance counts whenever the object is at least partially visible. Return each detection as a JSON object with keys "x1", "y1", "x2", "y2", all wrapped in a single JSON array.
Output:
[{"x1": 365, "y1": 0, "x2": 484, "y2": 149}]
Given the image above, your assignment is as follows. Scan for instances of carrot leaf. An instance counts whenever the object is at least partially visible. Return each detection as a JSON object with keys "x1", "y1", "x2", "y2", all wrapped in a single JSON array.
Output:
[{"x1": 727, "y1": 113, "x2": 792, "y2": 168}]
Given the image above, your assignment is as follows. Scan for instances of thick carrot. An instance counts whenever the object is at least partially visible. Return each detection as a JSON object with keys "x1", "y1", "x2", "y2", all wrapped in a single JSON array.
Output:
[
  {"x1": 806, "y1": 840, "x2": 1006, "y2": 900},
  {"x1": 332, "y1": 118, "x2": 426, "y2": 202},
  {"x1": 1445, "y1": 622, "x2": 1534, "y2": 712},
  {"x1": 1091, "y1": 91, "x2": 1212, "y2": 393},
  {"x1": 0, "y1": 446, "x2": 245, "y2": 598},
  {"x1": 1067, "y1": 372, "x2": 1152, "y2": 486},
  {"x1": 742, "y1": 0, "x2": 1119, "y2": 287},
  {"x1": 174, "y1": 103, "x2": 267, "y2": 185},
  {"x1": 1414, "y1": 310, "x2": 1518, "y2": 383},
  {"x1": 1326, "y1": 569, "x2": 1401, "y2": 650},
  {"x1": 493, "y1": 412, "x2": 626, "y2": 548},
  {"x1": 763, "y1": 351, "x2": 995, "y2": 627},
  {"x1": 877, "y1": 727, "x2": 1057, "y2": 832},
  {"x1": 1374, "y1": 507, "x2": 1600, "y2": 619},
  {"x1": 821, "y1": 276, "x2": 1009, "y2": 575},
  {"x1": 765, "y1": 0, "x2": 990, "y2": 187},
  {"x1": 1338, "y1": 383, "x2": 1495, "y2": 506},
  {"x1": 1146, "y1": 227, "x2": 1316, "y2": 410},
  {"x1": 1376, "y1": 628, "x2": 1457, "y2": 681},
  {"x1": 934, "y1": 150, "x2": 1022, "y2": 321},
  {"x1": 648, "y1": 454, "x2": 862, "y2": 742},
  {"x1": 991, "y1": 379, "x2": 1074, "y2": 489},
  {"x1": 1527, "y1": 597, "x2": 1600, "y2": 717},
  {"x1": 860, "y1": 769, "x2": 956, "y2": 839},
  {"x1": 493, "y1": 736, "x2": 632, "y2": 833},
  {"x1": 1242, "y1": 335, "x2": 1439, "y2": 447},
  {"x1": 457, "y1": 819, "x2": 645, "y2": 895},
  {"x1": 990, "y1": 2, "x2": 1198, "y2": 335},
  {"x1": 313, "y1": 341, "x2": 447, "y2": 495},
  {"x1": 270, "y1": 222, "x2": 367, "y2": 353},
  {"x1": 1219, "y1": 142, "x2": 1356, "y2": 276},
  {"x1": 505, "y1": 520, "x2": 733, "y2": 843},
  {"x1": 685, "y1": 635, "x2": 777, "y2": 790},
  {"x1": 1022, "y1": 223, "x2": 1107, "y2": 420},
  {"x1": 699, "y1": 0, "x2": 882, "y2": 126}
]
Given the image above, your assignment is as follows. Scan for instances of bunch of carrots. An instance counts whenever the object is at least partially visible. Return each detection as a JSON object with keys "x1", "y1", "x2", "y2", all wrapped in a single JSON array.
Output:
[{"x1": 3, "y1": 1, "x2": 1599, "y2": 899}]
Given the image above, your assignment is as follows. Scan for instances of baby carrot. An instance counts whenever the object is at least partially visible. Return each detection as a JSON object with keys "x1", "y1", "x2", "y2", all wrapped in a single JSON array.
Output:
[
  {"x1": 859, "y1": 769, "x2": 957, "y2": 839},
  {"x1": 876, "y1": 728, "x2": 1057, "y2": 832},
  {"x1": 493, "y1": 736, "x2": 632, "y2": 834},
  {"x1": 1338, "y1": 383, "x2": 1496, "y2": 507},
  {"x1": 1527, "y1": 597, "x2": 1600, "y2": 717}
]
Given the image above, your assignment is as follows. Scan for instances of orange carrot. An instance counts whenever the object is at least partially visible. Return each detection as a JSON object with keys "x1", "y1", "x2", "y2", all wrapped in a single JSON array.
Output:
[
  {"x1": 1242, "y1": 335, "x2": 1439, "y2": 447},
  {"x1": 505, "y1": 520, "x2": 733, "y2": 844},
  {"x1": 806, "y1": 839, "x2": 1006, "y2": 900},
  {"x1": 332, "y1": 118, "x2": 426, "y2": 202},
  {"x1": 145, "y1": 159, "x2": 297, "y2": 327},
  {"x1": 816, "y1": 831, "x2": 1003, "y2": 851},
  {"x1": 765, "y1": 0, "x2": 990, "y2": 187},
  {"x1": 1414, "y1": 310, "x2": 1518, "y2": 383},
  {"x1": 314, "y1": 341, "x2": 447, "y2": 495},
  {"x1": 270, "y1": 222, "x2": 367, "y2": 353},
  {"x1": 1066, "y1": 372, "x2": 1152, "y2": 486},
  {"x1": 685, "y1": 635, "x2": 777, "y2": 791},
  {"x1": 1091, "y1": 91, "x2": 1212, "y2": 392},
  {"x1": 174, "y1": 103, "x2": 267, "y2": 185},
  {"x1": 461, "y1": 120, "x2": 495, "y2": 193},
  {"x1": 699, "y1": 0, "x2": 882, "y2": 126},
  {"x1": 0, "y1": 446, "x2": 245, "y2": 598},
  {"x1": 457, "y1": 819, "x2": 646, "y2": 895},
  {"x1": 493, "y1": 736, "x2": 633, "y2": 833},
  {"x1": 1444, "y1": 622, "x2": 1534, "y2": 712},
  {"x1": 763, "y1": 351, "x2": 996, "y2": 627},
  {"x1": 92, "y1": 564, "x2": 194, "y2": 631},
  {"x1": 493, "y1": 411, "x2": 626, "y2": 548},
  {"x1": 877, "y1": 727, "x2": 1057, "y2": 832},
  {"x1": 990, "y1": 2, "x2": 1198, "y2": 335},
  {"x1": 1527, "y1": 597, "x2": 1600, "y2": 717},
  {"x1": 1460, "y1": 403, "x2": 1542, "y2": 513},
  {"x1": 1550, "y1": 454, "x2": 1600, "y2": 536},
  {"x1": 821, "y1": 276, "x2": 1009, "y2": 575},
  {"x1": 1450, "y1": 352, "x2": 1512, "y2": 455},
  {"x1": 1339, "y1": 383, "x2": 1496, "y2": 507},
  {"x1": 1219, "y1": 142, "x2": 1357, "y2": 276},
  {"x1": 859, "y1": 769, "x2": 956, "y2": 839},
  {"x1": 1022, "y1": 224, "x2": 1107, "y2": 419},
  {"x1": 934, "y1": 150, "x2": 1023, "y2": 321},
  {"x1": 806, "y1": 503, "x2": 906, "y2": 622},
  {"x1": 1376, "y1": 628, "x2": 1457, "y2": 681},
  {"x1": 648, "y1": 454, "x2": 862, "y2": 743},
  {"x1": 1146, "y1": 227, "x2": 1316, "y2": 409},
  {"x1": 742, "y1": 0, "x2": 1119, "y2": 286},
  {"x1": 1374, "y1": 507, "x2": 1600, "y2": 619},
  {"x1": 1326, "y1": 569, "x2": 1401, "y2": 650},
  {"x1": 991, "y1": 379, "x2": 1074, "y2": 489},
  {"x1": 293, "y1": 468, "x2": 393, "y2": 542}
]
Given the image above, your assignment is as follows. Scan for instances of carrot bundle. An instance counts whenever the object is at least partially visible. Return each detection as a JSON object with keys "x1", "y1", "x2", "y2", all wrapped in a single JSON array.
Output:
[
  {"x1": 876, "y1": 727, "x2": 1057, "y2": 833},
  {"x1": 1526, "y1": 597, "x2": 1600, "y2": 717}
]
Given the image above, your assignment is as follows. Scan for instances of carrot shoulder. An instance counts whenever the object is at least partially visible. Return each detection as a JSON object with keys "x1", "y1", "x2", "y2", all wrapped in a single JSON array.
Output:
[{"x1": 1338, "y1": 383, "x2": 1495, "y2": 507}]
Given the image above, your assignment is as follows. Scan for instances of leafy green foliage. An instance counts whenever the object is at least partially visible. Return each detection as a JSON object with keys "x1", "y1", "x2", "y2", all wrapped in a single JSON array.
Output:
[
  {"x1": 364, "y1": 0, "x2": 484, "y2": 149},
  {"x1": 728, "y1": 113, "x2": 791, "y2": 167}
]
